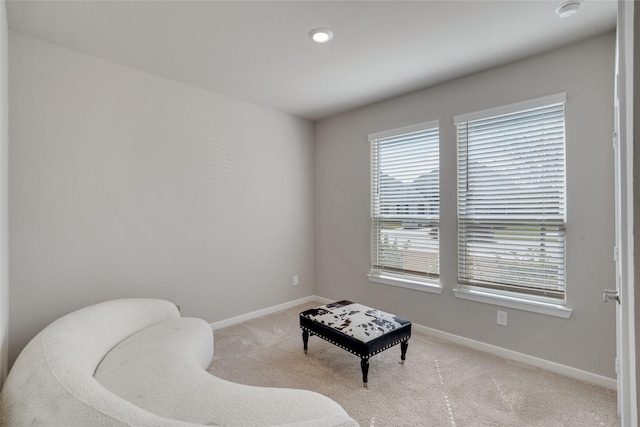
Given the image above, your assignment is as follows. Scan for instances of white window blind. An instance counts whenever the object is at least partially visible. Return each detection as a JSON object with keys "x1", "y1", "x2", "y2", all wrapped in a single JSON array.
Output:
[
  {"x1": 370, "y1": 121, "x2": 439, "y2": 281},
  {"x1": 455, "y1": 94, "x2": 566, "y2": 299}
]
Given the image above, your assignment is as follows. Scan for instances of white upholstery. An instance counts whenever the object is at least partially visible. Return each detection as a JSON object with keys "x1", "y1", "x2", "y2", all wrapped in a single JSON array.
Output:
[{"x1": 1, "y1": 298, "x2": 358, "y2": 427}]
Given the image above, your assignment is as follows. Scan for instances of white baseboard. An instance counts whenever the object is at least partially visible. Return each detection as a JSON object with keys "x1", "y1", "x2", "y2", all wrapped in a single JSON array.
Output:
[
  {"x1": 209, "y1": 295, "x2": 319, "y2": 331},
  {"x1": 210, "y1": 295, "x2": 617, "y2": 390},
  {"x1": 411, "y1": 323, "x2": 617, "y2": 390},
  {"x1": 312, "y1": 295, "x2": 333, "y2": 305}
]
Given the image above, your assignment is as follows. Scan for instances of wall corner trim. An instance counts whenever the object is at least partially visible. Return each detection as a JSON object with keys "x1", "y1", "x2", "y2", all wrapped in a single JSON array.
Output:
[{"x1": 209, "y1": 296, "x2": 319, "y2": 331}]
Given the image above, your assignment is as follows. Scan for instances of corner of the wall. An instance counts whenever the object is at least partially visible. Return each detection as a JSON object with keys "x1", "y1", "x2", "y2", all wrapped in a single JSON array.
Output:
[{"x1": 209, "y1": 295, "x2": 320, "y2": 330}]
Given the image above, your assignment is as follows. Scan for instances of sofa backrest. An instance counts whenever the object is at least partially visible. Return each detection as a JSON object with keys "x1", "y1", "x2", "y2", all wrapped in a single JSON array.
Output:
[
  {"x1": 1, "y1": 298, "x2": 191, "y2": 427},
  {"x1": 42, "y1": 298, "x2": 180, "y2": 376}
]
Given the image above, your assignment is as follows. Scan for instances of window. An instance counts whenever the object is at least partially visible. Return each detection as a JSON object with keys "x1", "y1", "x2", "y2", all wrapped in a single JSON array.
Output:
[
  {"x1": 369, "y1": 121, "x2": 440, "y2": 288},
  {"x1": 455, "y1": 94, "x2": 566, "y2": 300}
]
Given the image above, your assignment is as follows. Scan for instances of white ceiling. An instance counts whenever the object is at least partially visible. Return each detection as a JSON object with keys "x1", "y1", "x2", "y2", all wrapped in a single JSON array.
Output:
[{"x1": 6, "y1": 0, "x2": 617, "y2": 121}]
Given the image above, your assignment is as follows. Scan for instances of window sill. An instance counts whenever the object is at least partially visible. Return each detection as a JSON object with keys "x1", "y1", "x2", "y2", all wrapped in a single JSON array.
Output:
[
  {"x1": 452, "y1": 287, "x2": 572, "y2": 318},
  {"x1": 367, "y1": 274, "x2": 442, "y2": 294}
]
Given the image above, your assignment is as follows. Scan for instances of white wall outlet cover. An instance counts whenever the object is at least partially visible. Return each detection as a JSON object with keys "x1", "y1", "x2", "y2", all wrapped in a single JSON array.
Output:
[{"x1": 497, "y1": 310, "x2": 508, "y2": 326}]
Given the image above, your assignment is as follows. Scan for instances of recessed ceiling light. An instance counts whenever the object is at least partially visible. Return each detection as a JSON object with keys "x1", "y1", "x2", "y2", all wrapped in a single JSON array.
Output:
[
  {"x1": 555, "y1": 1, "x2": 581, "y2": 18},
  {"x1": 309, "y1": 28, "x2": 334, "y2": 44}
]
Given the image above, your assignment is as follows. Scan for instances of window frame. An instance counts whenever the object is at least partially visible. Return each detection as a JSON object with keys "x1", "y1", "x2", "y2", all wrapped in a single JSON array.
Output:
[
  {"x1": 367, "y1": 120, "x2": 442, "y2": 294},
  {"x1": 452, "y1": 93, "x2": 571, "y2": 316}
]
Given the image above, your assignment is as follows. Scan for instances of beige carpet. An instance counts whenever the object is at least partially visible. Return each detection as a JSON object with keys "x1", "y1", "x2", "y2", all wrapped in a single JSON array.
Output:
[{"x1": 208, "y1": 302, "x2": 619, "y2": 426}]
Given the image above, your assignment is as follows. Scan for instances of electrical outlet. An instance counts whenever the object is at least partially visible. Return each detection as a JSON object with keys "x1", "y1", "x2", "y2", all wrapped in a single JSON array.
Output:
[
  {"x1": 497, "y1": 310, "x2": 507, "y2": 326},
  {"x1": 293, "y1": 275, "x2": 299, "y2": 286}
]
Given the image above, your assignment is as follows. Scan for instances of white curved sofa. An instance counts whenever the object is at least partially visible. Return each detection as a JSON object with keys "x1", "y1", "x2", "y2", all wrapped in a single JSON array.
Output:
[{"x1": 0, "y1": 298, "x2": 358, "y2": 427}]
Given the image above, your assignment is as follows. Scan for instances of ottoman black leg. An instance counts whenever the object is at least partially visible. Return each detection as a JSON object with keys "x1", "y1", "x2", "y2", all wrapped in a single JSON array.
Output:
[
  {"x1": 302, "y1": 330, "x2": 309, "y2": 354},
  {"x1": 360, "y1": 357, "x2": 370, "y2": 388},
  {"x1": 400, "y1": 340, "x2": 409, "y2": 364}
]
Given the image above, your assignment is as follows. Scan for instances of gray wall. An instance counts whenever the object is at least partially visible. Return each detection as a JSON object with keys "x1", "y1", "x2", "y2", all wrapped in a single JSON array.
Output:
[
  {"x1": 634, "y1": 0, "x2": 640, "y2": 415},
  {"x1": 8, "y1": 32, "x2": 315, "y2": 366},
  {"x1": 0, "y1": 0, "x2": 8, "y2": 386},
  {"x1": 315, "y1": 33, "x2": 617, "y2": 378}
]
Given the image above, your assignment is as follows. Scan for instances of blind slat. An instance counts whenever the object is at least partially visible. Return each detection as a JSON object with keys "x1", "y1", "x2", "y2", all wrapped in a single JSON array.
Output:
[
  {"x1": 457, "y1": 99, "x2": 566, "y2": 299},
  {"x1": 371, "y1": 122, "x2": 440, "y2": 280}
]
